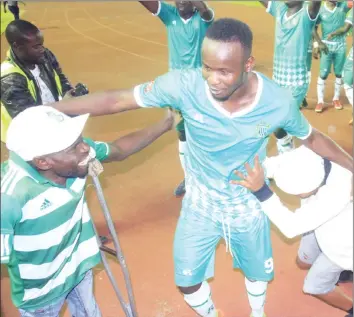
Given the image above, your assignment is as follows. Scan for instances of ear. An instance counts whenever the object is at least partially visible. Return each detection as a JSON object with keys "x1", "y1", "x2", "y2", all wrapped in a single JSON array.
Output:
[
  {"x1": 245, "y1": 56, "x2": 255, "y2": 73},
  {"x1": 32, "y1": 156, "x2": 52, "y2": 171}
]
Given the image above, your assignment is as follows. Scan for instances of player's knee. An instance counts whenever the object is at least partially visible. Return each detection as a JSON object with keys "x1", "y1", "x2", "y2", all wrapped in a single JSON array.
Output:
[
  {"x1": 178, "y1": 282, "x2": 202, "y2": 295},
  {"x1": 296, "y1": 256, "x2": 312, "y2": 270}
]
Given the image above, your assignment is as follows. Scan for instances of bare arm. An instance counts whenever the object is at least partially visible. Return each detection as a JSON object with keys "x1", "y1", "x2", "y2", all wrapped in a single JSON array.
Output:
[
  {"x1": 327, "y1": 22, "x2": 352, "y2": 40},
  {"x1": 50, "y1": 89, "x2": 141, "y2": 117},
  {"x1": 139, "y1": 1, "x2": 159, "y2": 14},
  {"x1": 313, "y1": 25, "x2": 329, "y2": 58},
  {"x1": 258, "y1": 0, "x2": 269, "y2": 9},
  {"x1": 104, "y1": 109, "x2": 174, "y2": 162},
  {"x1": 193, "y1": 1, "x2": 213, "y2": 21},
  {"x1": 308, "y1": 1, "x2": 321, "y2": 19},
  {"x1": 301, "y1": 128, "x2": 353, "y2": 173}
]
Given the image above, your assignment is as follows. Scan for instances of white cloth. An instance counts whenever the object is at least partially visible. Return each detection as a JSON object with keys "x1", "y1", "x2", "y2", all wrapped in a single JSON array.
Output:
[
  {"x1": 30, "y1": 65, "x2": 57, "y2": 104},
  {"x1": 262, "y1": 153, "x2": 353, "y2": 270},
  {"x1": 6, "y1": 106, "x2": 90, "y2": 161}
]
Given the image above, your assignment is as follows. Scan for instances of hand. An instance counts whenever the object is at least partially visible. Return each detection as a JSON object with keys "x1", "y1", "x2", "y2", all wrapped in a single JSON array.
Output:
[
  {"x1": 230, "y1": 155, "x2": 265, "y2": 192},
  {"x1": 327, "y1": 32, "x2": 335, "y2": 40},
  {"x1": 164, "y1": 108, "x2": 175, "y2": 131},
  {"x1": 319, "y1": 42, "x2": 329, "y2": 55},
  {"x1": 63, "y1": 89, "x2": 75, "y2": 100},
  {"x1": 313, "y1": 47, "x2": 320, "y2": 60}
]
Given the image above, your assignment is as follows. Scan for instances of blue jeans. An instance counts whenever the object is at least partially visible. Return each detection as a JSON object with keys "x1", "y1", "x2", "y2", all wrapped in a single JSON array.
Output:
[{"x1": 19, "y1": 270, "x2": 101, "y2": 317}]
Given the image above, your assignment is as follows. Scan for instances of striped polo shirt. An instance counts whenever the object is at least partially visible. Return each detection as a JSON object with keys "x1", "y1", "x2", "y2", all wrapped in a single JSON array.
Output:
[{"x1": 0, "y1": 138, "x2": 110, "y2": 310}]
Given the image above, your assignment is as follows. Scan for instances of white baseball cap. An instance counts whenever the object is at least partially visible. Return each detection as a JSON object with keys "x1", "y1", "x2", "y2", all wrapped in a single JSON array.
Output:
[
  {"x1": 6, "y1": 106, "x2": 90, "y2": 161},
  {"x1": 273, "y1": 146, "x2": 326, "y2": 195}
]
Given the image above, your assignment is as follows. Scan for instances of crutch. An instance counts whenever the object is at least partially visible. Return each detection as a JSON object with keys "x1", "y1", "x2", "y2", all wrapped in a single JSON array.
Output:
[{"x1": 88, "y1": 159, "x2": 138, "y2": 317}]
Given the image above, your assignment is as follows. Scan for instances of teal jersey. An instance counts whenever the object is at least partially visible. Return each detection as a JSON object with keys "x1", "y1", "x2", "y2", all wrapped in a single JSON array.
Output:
[
  {"x1": 267, "y1": 1, "x2": 318, "y2": 87},
  {"x1": 317, "y1": 1, "x2": 350, "y2": 44},
  {"x1": 155, "y1": 1, "x2": 214, "y2": 70},
  {"x1": 0, "y1": 139, "x2": 110, "y2": 310},
  {"x1": 133, "y1": 69, "x2": 312, "y2": 211}
]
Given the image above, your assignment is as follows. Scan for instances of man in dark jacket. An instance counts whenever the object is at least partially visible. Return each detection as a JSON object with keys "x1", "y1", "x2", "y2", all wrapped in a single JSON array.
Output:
[{"x1": 1, "y1": 19, "x2": 74, "y2": 120}]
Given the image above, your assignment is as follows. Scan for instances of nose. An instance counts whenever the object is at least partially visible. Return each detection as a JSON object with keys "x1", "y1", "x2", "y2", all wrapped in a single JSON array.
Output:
[{"x1": 208, "y1": 72, "x2": 221, "y2": 86}]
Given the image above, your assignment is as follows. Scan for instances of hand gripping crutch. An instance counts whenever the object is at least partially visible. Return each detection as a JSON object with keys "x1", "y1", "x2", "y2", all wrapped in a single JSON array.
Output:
[{"x1": 88, "y1": 159, "x2": 138, "y2": 317}]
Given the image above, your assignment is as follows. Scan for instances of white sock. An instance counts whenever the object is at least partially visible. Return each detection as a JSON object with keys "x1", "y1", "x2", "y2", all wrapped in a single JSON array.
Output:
[
  {"x1": 179, "y1": 140, "x2": 186, "y2": 175},
  {"x1": 245, "y1": 277, "x2": 268, "y2": 317},
  {"x1": 317, "y1": 77, "x2": 325, "y2": 103},
  {"x1": 344, "y1": 84, "x2": 353, "y2": 107},
  {"x1": 334, "y1": 77, "x2": 342, "y2": 100},
  {"x1": 183, "y1": 282, "x2": 217, "y2": 317},
  {"x1": 308, "y1": 71, "x2": 312, "y2": 85}
]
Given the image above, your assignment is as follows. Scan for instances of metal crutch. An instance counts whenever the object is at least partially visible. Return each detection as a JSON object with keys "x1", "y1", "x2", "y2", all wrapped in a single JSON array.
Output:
[{"x1": 88, "y1": 160, "x2": 138, "y2": 317}]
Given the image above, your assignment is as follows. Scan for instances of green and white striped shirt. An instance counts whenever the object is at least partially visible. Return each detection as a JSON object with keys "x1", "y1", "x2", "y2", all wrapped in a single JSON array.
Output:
[{"x1": 1, "y1": 138, "x2": 110, "y2": 310}]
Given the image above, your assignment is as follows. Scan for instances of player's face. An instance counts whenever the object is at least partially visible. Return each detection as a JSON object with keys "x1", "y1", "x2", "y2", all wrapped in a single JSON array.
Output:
[
  {"x1": 202, "y1": 38, "x2": 254, "y2": 102},
  {"x1": 15, "y1": 31, "x2": 45, "y2": 65},
  {"x1": 34, "y1": 137, "x2": 93, "y2": 180},
  {"x1": 175, "y1": 1, "x2": 194, "y2": 18}
]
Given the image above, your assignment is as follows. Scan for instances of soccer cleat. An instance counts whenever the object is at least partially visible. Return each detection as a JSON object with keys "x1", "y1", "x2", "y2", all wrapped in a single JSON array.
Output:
[
  {"x1": 333, "y1": 99, "x2": 343, "y2": 110},
  {"x1": 315, "y1": 103, "x2": 324, "y2": 113},
  {"x1": 174, "y1": 179, "x2": 186, "y2": 197}
]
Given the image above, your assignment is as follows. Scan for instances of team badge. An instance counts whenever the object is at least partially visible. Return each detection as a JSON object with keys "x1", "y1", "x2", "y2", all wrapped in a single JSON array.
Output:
[{"x1": 256, "y1": 122, "x2": 271, "y2": 138}]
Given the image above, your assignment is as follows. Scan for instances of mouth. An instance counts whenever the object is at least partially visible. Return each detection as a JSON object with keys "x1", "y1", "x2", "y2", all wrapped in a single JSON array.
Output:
[
  {"x1": 209, "y1": 87, "x2": 224, "y2": 95},
  {"x1": 78, "y1": 148, "x2": 96, "y2": 167}
]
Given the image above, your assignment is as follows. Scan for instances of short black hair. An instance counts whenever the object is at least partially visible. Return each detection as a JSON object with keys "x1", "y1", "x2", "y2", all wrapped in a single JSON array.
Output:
[
  {"x1": 5, "y1": 20, "x2": 40, "y2": 46},
  {"x1": 206, "y1": 18, "x2": 253, "y2": 55}
]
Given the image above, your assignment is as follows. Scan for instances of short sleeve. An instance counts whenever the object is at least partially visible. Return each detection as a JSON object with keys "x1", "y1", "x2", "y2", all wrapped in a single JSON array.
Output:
[
  {"x1": 266, "y1": 1, "x2": 283, "y2": 17},
  {"x1": 83, "y1": 138, "x2": 111, "y2": 162},
  {"x1": 133, "y1": 70, "x2": 184, "y2": 111},
  {"x1": 1, "y1": 194, "x2": 21, "y2": 264},
  {"x1": 154, "y1": 1, "x2": 176, "y2": 25},
  {"x1": 281, "y1": 100, "x2": 312, "y2": 140}
]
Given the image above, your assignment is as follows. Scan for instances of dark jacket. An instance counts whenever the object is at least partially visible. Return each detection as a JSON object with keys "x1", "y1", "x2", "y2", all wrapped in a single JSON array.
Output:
[{"x1": 1, "y1": 48, "x2": 73, "y2": 118}]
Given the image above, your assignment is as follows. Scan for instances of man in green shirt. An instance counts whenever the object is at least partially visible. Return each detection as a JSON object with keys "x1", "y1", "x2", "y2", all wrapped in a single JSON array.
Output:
[
  {"x1": 139, "y1": 1, "x2": 214, "y2": 197},
  {"x1": 1, "y1": 105, "x2": 173, "y2": 316},
  {"x1": 313, "y1": 1, "x2": 351, "y2": 113}
]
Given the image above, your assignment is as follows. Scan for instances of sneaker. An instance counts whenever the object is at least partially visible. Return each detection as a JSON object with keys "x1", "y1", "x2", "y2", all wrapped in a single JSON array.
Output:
[
  {"x1": 174, "y1": 179, "x2": 186, "y2": 197},
  {"x1": 333, "y1": 99, "x2": 343, "y2": 110},
  {"x1": 302, "y1": 98, "x2": 308, "y2": 108},
  {"x1": 315, "y1": 103, "x2": 324, "y2": 113}
]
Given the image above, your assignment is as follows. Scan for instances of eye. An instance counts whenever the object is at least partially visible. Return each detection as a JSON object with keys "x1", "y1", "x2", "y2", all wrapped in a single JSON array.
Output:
[
  {"x1": 220, "y1": 70, "x2": 229, "y2": 76},
  {"x1": 203, "y1": 65, "x2": 211, "y2": 71}
]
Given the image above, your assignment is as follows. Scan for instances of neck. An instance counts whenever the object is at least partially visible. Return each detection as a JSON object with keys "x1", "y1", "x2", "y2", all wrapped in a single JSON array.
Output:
[
  {"x1": 287, "y1": 3, "x2": 303, "y2": 14},
  {"x1": 39, "y1": 170, "x2": 67, "y2": 186},
  {"x1": 179, "y1": 12, "x2": 194, "y2": 20}
]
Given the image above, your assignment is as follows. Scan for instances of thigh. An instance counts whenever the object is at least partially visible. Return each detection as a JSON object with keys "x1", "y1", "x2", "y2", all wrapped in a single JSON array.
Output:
[
  {"x1": 303, "y1": 252, "x2": 343, "y2": 295},
  {"x1": 333, "y1": 46, "x2": 347, "y2": 76},
  {"x1": 229, "y1": 202, "x2": 274, "y2": 282},
  {"x1": 174, "y1": 207, "x2": 221, "y2": 287},
  {"x1": 66, "y1": 270, "x2": 101, "y2": 317},
  {"x1": 297, "y1": 231, "x2": 321, "y2": 265},
  {"x1": 319, "y1": 51, "x2": 333, "y2": 78},
  {"x1": 18, "y1": 298, "x2": 66, "y2": 317}
]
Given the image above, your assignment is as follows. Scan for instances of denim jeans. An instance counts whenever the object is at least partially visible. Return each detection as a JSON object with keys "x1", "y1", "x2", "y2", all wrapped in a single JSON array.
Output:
[{"x1": 19, "y1": 270, "x2": 101, "y2": 317}]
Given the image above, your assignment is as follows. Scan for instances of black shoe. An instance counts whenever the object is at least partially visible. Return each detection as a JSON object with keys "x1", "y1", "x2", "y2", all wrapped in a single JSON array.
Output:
[
  {"x1": 302, "y1": 98, "x2": 308, "y2": 108},
  {"x1": 338, "y1": 270, "x2": 353, "y2": 283}
]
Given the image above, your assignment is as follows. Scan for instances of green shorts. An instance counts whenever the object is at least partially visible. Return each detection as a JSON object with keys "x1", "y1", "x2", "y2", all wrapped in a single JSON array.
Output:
[
  {"x1": 173, "y1": 196, "x2": 274, "y2": 287},
  {"x1": 320, "y1": 42, "x2": 347, "y2": 78}
]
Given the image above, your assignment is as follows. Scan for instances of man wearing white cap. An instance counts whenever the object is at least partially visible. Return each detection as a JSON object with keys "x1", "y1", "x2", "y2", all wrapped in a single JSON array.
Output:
[
  {"x1": 0, "y1": 106, "x2": 174, "y2": 316},
  {"x1": 232, "y1": 146, "x2": 353, "y2": 317}
]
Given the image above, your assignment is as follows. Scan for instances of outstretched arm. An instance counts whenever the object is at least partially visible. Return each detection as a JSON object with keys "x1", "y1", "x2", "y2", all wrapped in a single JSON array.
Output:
[
  {"x1": 193, "y1": 1, "x2": 213, "y2": 21},
  {"x1": 139, "y1": 1, "x2": 159, "y2": 14},
  {"x1": 50, "y1": 89, "x2": 141, "y2": 117},
  {"x1": 104, "y1": 109, "x2": 174, "y2": 162},
  {"x1": 308, "y1": 1, "x2": 321, "y2": 19},
  {"x1": 300, "y1": 128, "x2": 353, "y2": 173}
]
